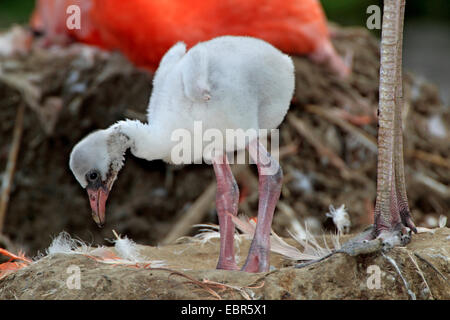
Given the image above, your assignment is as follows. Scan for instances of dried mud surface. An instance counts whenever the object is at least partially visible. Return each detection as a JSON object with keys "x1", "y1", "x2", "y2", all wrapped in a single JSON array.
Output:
[{"x1": 0, "y1": 229, "x2": 449, "y2": 300}]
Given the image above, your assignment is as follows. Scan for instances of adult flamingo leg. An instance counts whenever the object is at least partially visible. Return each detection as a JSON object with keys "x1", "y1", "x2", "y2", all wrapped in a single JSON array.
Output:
[
  {"x1": 242, "y1": 139, "x2": 282, "y2": 273},
  {"x1": 212, "y1": 154, "x2": 239, "y2": 270},
  {"x1": 371, "y1": 0, "x2": 416, "y2": 246},
  {"x1": 391, "y1": 0, "x2": 416, "y2": 235}
]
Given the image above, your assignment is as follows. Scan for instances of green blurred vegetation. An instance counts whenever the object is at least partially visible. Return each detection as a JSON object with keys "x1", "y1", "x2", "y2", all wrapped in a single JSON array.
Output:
[
  {"x1": 0, "y1": 0, "x2": 35, "y2": 28},
  {"x1": 0, "y1": 0, "x2": 448, "y2": 29},
  {"x1": 322, "y1": 0, "x2": 449, "y2": 26}
]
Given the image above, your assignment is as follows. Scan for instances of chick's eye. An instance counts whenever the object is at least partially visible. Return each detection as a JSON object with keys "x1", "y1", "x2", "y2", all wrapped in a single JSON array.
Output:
[{"x1": 88, "y1": 172, "x2": 98, "y2": 181}]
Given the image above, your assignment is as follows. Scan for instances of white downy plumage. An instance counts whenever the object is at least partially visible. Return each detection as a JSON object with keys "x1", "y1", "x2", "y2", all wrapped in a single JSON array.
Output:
[
  {"x1": 46, "y1": 231, "x2": 98, "y2": 255},
  {"x1": 69, "y1": 36, "x2": 295, "y2": 188},
  {"x1": 45, "y1": 231, "x2": 165, "y2": 267},
  {"x1": 111, "y1": 230, "x2": 148, "y2": 263},
  {"x1": 325, "y1": 204, "x2": 351, "y2": 234},
  {"x1": 192, "y1": 224, "x2": 242, "y2": 245},
  {"x1": 113, "y1": 235, "x2": 142, "y2": 261}
]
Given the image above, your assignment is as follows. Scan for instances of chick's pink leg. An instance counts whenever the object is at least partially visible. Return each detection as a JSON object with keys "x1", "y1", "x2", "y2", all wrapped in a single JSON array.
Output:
[
  {"x1": 242, "y1": 140, "x2": 282, "y2": 273},
  {"x1": 212, "y1": 154, "x2": 239, "y2": 270}
]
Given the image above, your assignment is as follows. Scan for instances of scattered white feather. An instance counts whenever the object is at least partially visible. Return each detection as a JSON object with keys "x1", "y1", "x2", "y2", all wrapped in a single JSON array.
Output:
[
  {"x1": 45, "y1": 231, "x2": 165, "y2": 267},
  {"x1": 277, "y1": 201, "x2": 321, "y2": 241},
  {"x1": 193, "y1": 224, "x2": 243, "y2": 242},
  {"x1": 289, "y1": 224, "x2": 340, "y2": 260},
  {"x1": 46, "y1": 231, "x2": 90, "y2": 255},
  {"x1": 439, "y1": 215, "x2": 447, "y2": 228},
  {"x1": 271, "y1": 228, "x2": 320, "y2": 261},
  {"x1": 0, "y1": 26, "x2": 30, "y2": 56},
  {"x1": 304, "y1": 217, "x2": 322, "y2": 235},
  {"x1": 413, "y1": 215, "x2": 447, "y2": 234},
  {"x1": 425, "y1": 216, "x2": 439, "y2": 228},
  {"x1": 229, "y1": 216, "x2": 256, "y2": 239},
  {"x1": 192, "y1": 224, "x2": 220, "y2": 243},
  {"x1": 229, "y1": 214, "x2": 339, "y2": 261},
  {"x1": 46, "y1": 232, "x2": 113, "y2": 258},
  {"x1": 416, "y1": 227, "x2": 436, "y2": 234},
  {"x1": 290, "y1": 170, "x2": 313, "y2": 194},
  {"x1": 410, "y1": 76, "x2": 424, "y2": 102},
  {"x1": 113, "y1": 234, "x2": 143, "y2": 262},
  {"x1": 329, "y1": 230, "x2": 342, "y2": 250},
  {"x1": 428, "y1": 115, "x2": 447, "y2": 138},
  {"x1": 193, "y1": 229, "x2": 221, "y2": 245},
  {"x1": 326, "y1": 204, "x2": 351, "y2": 234},
  {"x1": 110, "y1": 232, "x2": 165, "y2": 267},
  {"x1": 192, "y1": 224, "x2": 242, "y2": 263},
  {"x1": 89, "y1": 246, "x2": 115, "y2": 259},
  {"x1": 289, "y1": 219, "x2": 308, "y2": 241}
]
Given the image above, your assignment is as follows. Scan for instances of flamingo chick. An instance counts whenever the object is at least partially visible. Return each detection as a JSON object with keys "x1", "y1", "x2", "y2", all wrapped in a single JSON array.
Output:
[{"x1": 69, "y1": 36, "x2": 295, "y2": 273}]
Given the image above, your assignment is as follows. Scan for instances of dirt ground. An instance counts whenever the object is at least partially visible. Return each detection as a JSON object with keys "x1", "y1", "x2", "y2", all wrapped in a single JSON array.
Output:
[
  {"x1": 0, "y1": 25, "x2": 449, "y2": 299},
  {"x1": 0, "y1": 228, "x2": 449, "y2": 300}
]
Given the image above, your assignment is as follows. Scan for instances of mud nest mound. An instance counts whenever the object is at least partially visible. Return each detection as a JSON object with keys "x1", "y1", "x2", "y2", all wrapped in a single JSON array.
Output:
[
  {"x1": 1, "y1": 229, "x2": 449, "y2": 300},
  {"x1": 0, "y1": 26, "x2": 449, "y2": 257}
]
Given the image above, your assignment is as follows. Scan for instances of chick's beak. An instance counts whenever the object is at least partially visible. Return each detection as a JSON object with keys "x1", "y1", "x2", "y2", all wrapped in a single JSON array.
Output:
[{"x1": 87, "y1": 186, "x2": 109, "y2": 227}]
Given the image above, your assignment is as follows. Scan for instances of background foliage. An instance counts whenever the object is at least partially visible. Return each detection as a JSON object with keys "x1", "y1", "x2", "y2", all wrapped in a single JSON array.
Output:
[{"x1": 0, "y1": 0, "x2": 449, "y2": 29}]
